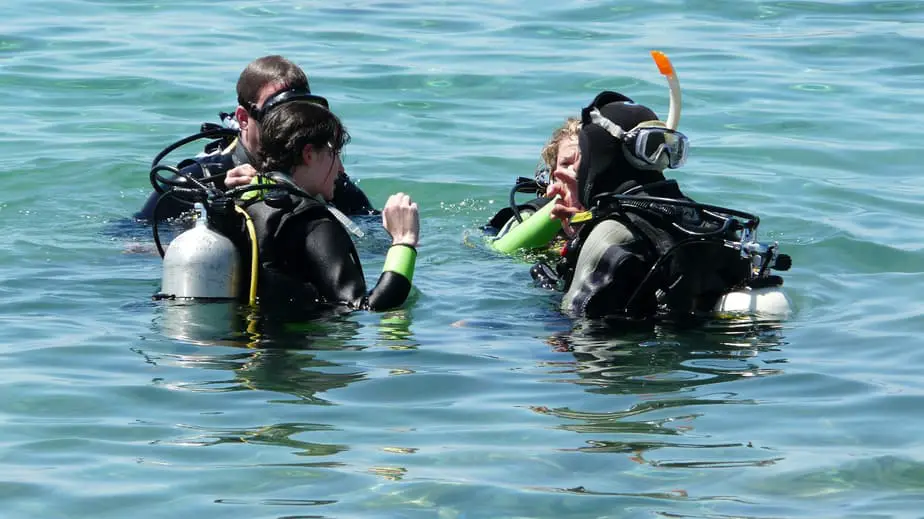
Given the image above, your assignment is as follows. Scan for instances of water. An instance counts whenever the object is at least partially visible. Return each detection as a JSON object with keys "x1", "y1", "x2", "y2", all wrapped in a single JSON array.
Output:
[{"x1": 2, "y1": 1, "x2": 924, "y2": 517}]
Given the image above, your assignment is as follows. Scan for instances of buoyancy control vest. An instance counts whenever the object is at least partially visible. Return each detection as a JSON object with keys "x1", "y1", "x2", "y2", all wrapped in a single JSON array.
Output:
[
  {"x1": 554, "y1": 180, "x2": 768, "y2": 320},
  {"x1": 215, "y1": 188, "x2": 352, "y2": 311}
]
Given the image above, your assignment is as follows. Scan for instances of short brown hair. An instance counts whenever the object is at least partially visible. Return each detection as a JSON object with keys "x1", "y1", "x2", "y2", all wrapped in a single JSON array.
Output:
[
  {"x1": 540, "y1": 117, "x2": 581, "y2": 168},
  {"x1": 236, "y1": 55, "x2": 310, "y2": 109}
]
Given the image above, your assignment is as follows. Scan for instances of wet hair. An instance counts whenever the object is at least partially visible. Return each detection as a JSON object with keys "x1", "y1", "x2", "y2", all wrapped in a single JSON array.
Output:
[
  {"x1": 259, "y1": 101, "x2": 351, "y2": 174},
  {"x1": 540, "y1": 117, "x2": 582, "y2": 169},
  {"x1": 236, "y1": 55, "x2": 310, "y2": 110}
]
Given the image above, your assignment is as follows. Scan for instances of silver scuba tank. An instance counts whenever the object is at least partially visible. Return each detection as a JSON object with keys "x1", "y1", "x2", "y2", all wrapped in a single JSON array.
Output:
[{"x1": 160, "y1": 202, "x2": 241, "y2": 299}]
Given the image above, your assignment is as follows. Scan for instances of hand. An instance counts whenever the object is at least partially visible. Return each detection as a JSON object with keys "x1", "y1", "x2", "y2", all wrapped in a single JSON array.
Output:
[
  {"x1": 224, "y1": 164, "x2": 258, "y2": 188},
  {"x1": 382, "y1": 192, "x2": 420, "y2": 248},
  {"x1": 546, "y1": 182, "x2": 581, "y2": 221}
]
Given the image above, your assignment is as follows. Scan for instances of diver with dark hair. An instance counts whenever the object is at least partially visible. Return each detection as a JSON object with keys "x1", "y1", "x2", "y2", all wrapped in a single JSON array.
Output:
[
  {"x1": 137, "y1": 55, "x2": 377, "y2": 223},
  {"x1": 157, "y1": 95, "x2": 419, "y2": 314}
]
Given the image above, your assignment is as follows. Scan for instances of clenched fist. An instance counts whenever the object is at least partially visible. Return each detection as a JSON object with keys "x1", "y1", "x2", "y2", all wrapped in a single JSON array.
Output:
[{"x1": 382, "y1": 192, "x2": 420, "y2": 248}]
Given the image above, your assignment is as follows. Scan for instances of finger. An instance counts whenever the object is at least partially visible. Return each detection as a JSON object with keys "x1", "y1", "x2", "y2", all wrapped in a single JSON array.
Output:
[
  {"x1": 550, "y1": 206, "x2": 578, "y2": 221},
  {"x1": 546, "y1": 183, "x2": 564, "y2": 199}
]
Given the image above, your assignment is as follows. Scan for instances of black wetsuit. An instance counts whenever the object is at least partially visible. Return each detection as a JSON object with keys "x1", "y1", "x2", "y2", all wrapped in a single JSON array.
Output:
[
  {"x1": 224, "y1": 193, "x2": 410, "y2": 313},
  {"x1": 136, "y1": 140, "x2": 377, "y2": 221}
]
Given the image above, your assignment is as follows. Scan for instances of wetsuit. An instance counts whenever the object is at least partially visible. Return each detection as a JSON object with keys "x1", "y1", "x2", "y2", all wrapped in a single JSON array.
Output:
[
  {"x1": 136, "y1": 139, "x2": 377, "y2": 221},
  {"x1": 222, "y1": 188, "x2": 414, "y2": 313}
]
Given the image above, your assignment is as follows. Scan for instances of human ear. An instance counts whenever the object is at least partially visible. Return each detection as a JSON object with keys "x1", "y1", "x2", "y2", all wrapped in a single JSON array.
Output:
[
  {"x1": 300, "y1": 143, "x2": 315, "y2": 166},
  {"x1": 235, "y1": 106, "x2": 249, "y2": 131}
]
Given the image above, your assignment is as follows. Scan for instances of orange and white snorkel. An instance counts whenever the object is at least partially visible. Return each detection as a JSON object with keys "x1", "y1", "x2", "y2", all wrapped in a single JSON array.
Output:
[{"x1": 650, "y1": 50, "x2": 682, "y2": 131}]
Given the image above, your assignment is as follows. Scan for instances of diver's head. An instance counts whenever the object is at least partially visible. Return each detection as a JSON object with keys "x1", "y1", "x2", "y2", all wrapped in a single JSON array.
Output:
[
  {"x1": 259, "y1": 100, "x2": 350, "y2": 201},
  {"x1": 576, "y1": 91, "x2": 689, "y2": 208},
  {"x1": 541, "y1": 117, "x2": 583, "y2": 212},
  {"x1": 234, "y1": 56, "x2": 329, "y2": 156},
  {"x1": 537, "y1": 117, "x2": 582, "y2": 185}
]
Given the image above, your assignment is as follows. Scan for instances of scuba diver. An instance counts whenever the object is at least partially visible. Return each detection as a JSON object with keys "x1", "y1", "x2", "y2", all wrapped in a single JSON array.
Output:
[
  {"x1": 156, "y1": 93, "x2": 420, "y2": 314},
  {"x1": 489, "y1": 52, "x2": 793, "y2": 324},
  {"x1": 137, "y1": 55, "x2": 378, "y2": 223}
]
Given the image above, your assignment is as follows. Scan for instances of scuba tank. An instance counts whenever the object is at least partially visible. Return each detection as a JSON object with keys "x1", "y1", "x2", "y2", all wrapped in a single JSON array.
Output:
[
  {"x1": 712, "y1": 238, "x2": 793, "y2": 320},
  {"x1": 159, "y1": 202, "x2": 242, "y2": 300}
]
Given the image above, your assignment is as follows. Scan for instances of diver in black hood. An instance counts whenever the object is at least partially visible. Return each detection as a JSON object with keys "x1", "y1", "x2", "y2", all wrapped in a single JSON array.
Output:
[{"x1": 532, "y1": 86, "x2": 791, "y2": 325}]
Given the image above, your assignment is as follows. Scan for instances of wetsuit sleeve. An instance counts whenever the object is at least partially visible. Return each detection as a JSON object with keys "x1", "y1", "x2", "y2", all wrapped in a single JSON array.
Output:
[
  {"x1": 331, "y1": 172, "x2": 379, "y2": 216},
  {"x1": 284, "y1": 216, "x2": 411, "y2": 311},
  {"x1": 490, "y1": 197, "x2": 562, "y2": 254}
]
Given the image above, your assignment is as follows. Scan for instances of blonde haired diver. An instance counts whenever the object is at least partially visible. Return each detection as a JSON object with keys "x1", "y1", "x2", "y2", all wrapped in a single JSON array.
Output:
[{"x1": 486, "y1": 52, "x2": 792, "y2": 324}]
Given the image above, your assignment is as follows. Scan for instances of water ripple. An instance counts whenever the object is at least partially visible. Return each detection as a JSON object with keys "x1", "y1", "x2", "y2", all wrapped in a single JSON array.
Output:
[{"x1": 2, "y1": 0, "x2": 924, "y2": 518}]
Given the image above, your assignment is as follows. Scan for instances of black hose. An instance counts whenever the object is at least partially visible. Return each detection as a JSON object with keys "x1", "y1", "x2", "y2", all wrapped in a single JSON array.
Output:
[
  {"x1": 507, "y1": 177, "x2": 544, "y2": 224},
  {"x1": 592, "y1": 192, "x2": 760, "y2": 229},
  {"x1": 149, "y1": 164, "x2": 180, "y2": 194},
  {"x1": 152, "y1": 188, "x2": 206, "y2": 258},
  {"x1": 150, "y1": 128, "x2": 239, "y2": 170},
  {"x1": 152, "y1": 191, "x2": 173, "y2": 259},
  {"x1": 150, "y1": 162, "x2": 216, "y2": 195},
  {"x1": 670, "y1": 216, "x2": 732, "y2": 239},
  {"x1": 149, "y1": 127, "x2": 239, "y2": 259}
]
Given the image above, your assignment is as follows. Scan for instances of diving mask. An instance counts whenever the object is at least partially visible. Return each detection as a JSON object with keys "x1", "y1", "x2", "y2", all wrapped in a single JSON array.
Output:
[
  {"x1": 589, "y1": 109, "x2": 689, "y2": 170},
  {"x1": 533, "y1": 161, "x2": 552, "y2": 187}
]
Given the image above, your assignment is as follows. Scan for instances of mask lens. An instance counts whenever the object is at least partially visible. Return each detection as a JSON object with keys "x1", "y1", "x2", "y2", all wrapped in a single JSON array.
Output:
[
  {"x1": 534, "y1": 161, "x2": 551, "y2": 187},
  {"x1": 633, "y1": 128, "x2": 688, "y2": 168}
]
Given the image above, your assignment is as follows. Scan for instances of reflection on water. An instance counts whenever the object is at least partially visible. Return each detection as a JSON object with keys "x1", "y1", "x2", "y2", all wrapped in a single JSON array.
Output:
[
  {"x1": 139, "y1": 297, "x2": 797, "y2": 516},
  {"x1": 147, "y1": 301, "x2": 377, "y2": 405},
  {"x1": 159, "y1": 421, "x2": 348, "y2": 459},
  {"x1": 533, "y1": 318, "x2": 789, "y2": 472},
  {"x1": 544, "y1": 318, "x2": 788, "y2": 394}
]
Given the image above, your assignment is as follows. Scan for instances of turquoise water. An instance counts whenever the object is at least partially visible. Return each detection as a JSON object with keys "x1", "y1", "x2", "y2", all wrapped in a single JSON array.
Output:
[{"x1": 3, "y1": 1, "x2": 924, "y2": 517}]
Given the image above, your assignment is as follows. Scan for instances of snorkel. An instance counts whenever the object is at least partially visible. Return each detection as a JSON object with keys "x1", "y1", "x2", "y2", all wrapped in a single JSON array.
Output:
[
  {"x1": 650, "y1": 50, "x2": 681, "y2": 131},
  {"x1": 569, "y1": 51, "x2": 683, "y2": 223}
]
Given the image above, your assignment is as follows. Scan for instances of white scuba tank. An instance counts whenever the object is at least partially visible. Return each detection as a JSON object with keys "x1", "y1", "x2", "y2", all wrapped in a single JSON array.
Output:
[
  {"x1": 160, "y1": 202, "x2": 241, "y2": 299},
  {"x1": 713, "y1": 286, "x2": 792, "y2": 320}
]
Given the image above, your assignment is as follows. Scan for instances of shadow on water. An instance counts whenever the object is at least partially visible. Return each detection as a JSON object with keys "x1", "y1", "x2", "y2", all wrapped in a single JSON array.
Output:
[{"x1": 531, "y1": 317, "x2": 789, "y2": 473}]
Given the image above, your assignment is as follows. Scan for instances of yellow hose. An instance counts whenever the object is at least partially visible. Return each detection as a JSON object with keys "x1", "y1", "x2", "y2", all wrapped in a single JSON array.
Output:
[{"x1": 233, "y1": 204, "x2": 259, "y2": 306}]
